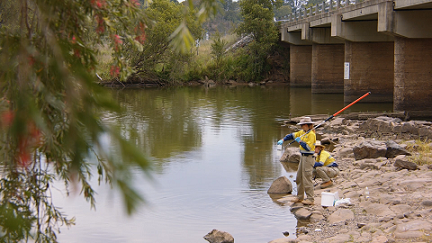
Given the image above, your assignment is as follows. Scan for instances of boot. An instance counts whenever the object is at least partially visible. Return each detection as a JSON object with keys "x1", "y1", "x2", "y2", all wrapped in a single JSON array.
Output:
[
  {"x1": 301, "y1": 199, "x2": 314, "y2": 205},
  {"x1": 290, "y1": 197, "x2": 303, "y2": 203},
  {"x1": 320, "y1": 180, "x2": 333, "y2": 189}
]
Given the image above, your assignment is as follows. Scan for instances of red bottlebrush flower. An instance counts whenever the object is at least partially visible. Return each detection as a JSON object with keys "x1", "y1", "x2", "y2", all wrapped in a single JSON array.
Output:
[
  {"x1": 134, "y1": 22, "x2": 146, "y2": 44},
  {"x1": 96, "y1": 15, "x2": 105, "y2": 34},
  {"x1": 114, "y1": 35, "x2": 123, "y2": 44},
  {"x1": 18, "y1": 152, "x2": 32, "y2": 168},
  {"x1": 113, "y1": 35, "x2": 123, "y2": 51},
  {"x1": 130, "y1": 0, "x2": 140, "y2": 7},
  {"x1": 29, "y1": 123, "x2": 42, "y2": 145},
  {"x1": 28, "y1": 56, "x2": 35, "y2": 66},
  {"x1": 135, "y1": 34, "x2": 146, "y2": 44},
  {"x1": 1, "y1": 110, "x2": 14, "y2": 127},
  {"x1": 74, "y1": 49, "x2": 81, "y2": 58},
  {"x1": 110, "y1": 65, "x2": 120, "y2": 77},
  {"x1": 17, "y1": 138, "x2": 31, "y2": 169},
  {"x1": 91, "y1": 0, "x2": 106, "y2": 9}
]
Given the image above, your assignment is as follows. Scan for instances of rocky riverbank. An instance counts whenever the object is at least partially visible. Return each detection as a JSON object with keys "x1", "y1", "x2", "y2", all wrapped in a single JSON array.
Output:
[{"x1": 269, "y1": 115, "x2": 432, "y2": 243}]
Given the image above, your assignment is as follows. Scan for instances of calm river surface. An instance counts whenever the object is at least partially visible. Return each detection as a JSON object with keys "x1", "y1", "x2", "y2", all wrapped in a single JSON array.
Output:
[{"x1": 54, "y1": 86, "x2": 392, "y2": 243}]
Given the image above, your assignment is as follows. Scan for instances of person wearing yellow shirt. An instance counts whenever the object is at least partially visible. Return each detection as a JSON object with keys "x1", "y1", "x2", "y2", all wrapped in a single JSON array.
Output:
[
  {"x1": 313, "y1": 141, "x2": 339, "y2": 189},
  {"x1": 277, "y1": 117, "x2": 316, "y2": 205}
]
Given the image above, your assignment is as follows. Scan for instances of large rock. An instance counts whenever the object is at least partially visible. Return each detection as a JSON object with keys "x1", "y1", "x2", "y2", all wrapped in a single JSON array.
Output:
[
  {"x1": 365, "y1": 203, "x2": 395, "y2": 217},
  {"x1": 353, "y1": 158, "x2": 384, "y2": 170},
  {"x1": 279, "y1": 147, "x2": 301, "y2": 163},
  {"x1": 359, "y1": 116, "x2": 402, "y2": 133},
  {"x1": 389, "y1": 204, "x2": 412, "y2": 215},
  {"x1": 268, "y1": 238, "x2": 296, "y2": 243},
  {"x1": 394, "y1": 231, "x2": 424, "y2": 239},
  {"x1": 385, "y1": 140, "x2": 411, "y2": 158},
  {"x1": 336, "y1": 147, "x2": 354, "y2": 158},
  {"x1": 204, "y1": 229, "x2": 234, "y2": 243},
  {"x1": 353, "y1": 141, "x2": 387, "y2": 160},
  {"x1": 398, "y1": 178, "x2": 432, "y2": 190},
  {"x1": 293, "y1": 208, "x2": 312, "y2": 220},
  {"x1": 394, "y1": 155, "x2": 418, "y2": 170},
  {"x1": 327, "y1": 209, "x2": 354, "y2": 224},
  {"x1": 401, "y1": 122, "x2": 418, "y2": 135},
  {"x1": 323, "y1": 234, "x2": 351, "y2": 243},
  {"x1": 419, "y1": 126, "x2": 432, "y2": 138},
  {"x1": 394, "y1": 220, "x2": 432, "y2": 233},
  {"x1": 267, "y1": 176, "x2": 293, "y2": 194}
]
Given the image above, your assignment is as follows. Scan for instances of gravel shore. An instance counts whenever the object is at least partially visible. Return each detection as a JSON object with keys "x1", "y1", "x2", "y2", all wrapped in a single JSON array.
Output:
[{"x1": 269, "y1": 114, "x2": 432, "y2": 243}]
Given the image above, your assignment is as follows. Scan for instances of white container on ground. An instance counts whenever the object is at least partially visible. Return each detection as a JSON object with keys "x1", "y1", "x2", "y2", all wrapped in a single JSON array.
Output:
[{"x1": 321, "y1": 191, "x2": 339, "y2": 207}]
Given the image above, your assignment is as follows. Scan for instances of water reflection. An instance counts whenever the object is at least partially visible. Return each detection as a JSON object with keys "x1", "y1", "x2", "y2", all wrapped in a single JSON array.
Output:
[{"x1": 53, "y1": 86, "x2": 392, "y2": 243}]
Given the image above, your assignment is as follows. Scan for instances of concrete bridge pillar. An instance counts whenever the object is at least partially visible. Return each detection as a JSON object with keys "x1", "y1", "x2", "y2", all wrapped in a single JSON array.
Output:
[
  {"x1": 290, "y1": 44, "x2": 312, "y2": 87},
  {"x1": 344, "y1": 41, "x2": 394, "y2": 103},
  {"x1": 394, "y1": 37, "x2": 432, "y2": 117},
  {"x1": 311, "y1": 44, "x2": 344, "y2": 94}
]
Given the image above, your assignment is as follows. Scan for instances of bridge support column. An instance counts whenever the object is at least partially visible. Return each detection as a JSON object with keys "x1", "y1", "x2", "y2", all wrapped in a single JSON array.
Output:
[
  {"x1": 344, "y1": 41, "x2": 394, "y2": 103},
  {"x1": 290, "y1": 44, "x2": 312, "y2": 87},
  {"x1": 394, "y1": 37, "x2": 432, "y2": 117},
  {"x1": 311, "y1": 44, "x2": 344, "y2": 94}
]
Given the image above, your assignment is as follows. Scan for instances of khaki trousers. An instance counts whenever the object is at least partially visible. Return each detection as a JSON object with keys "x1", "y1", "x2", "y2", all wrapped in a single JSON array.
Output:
[
  {"x1": 313, "y1": 166, "x2": 339, "y2": 183},
  {"x1": 296, "y1": 154, "x2": 314, "y2": 202}
]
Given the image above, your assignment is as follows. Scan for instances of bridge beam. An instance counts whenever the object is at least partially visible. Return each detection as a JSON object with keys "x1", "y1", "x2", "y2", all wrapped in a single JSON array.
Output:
[
  {"x1": 331, "y1": 16, "x2": 394, "y2": 42},
  {"x1": 281, "y1": 30, "x2": 313, "y2": 45},
  {"x1": 309, "y1": 28, "x2": 345, "y2": 44},
  {"x1": 312, "y1": 44, "x2": 344, "y2": 94},
  {"x1": 394, "y1": 37, "x2": 432, "y2": 117},
  {"x1": 344, "y1": 41, "x2": 394, "y2": 103},
  {"x1": 290, "y1": 45, "x2": 312, "y2": 87},
  {"x1": 378, "y1": 2, "x2": 432, "y2": 38}
]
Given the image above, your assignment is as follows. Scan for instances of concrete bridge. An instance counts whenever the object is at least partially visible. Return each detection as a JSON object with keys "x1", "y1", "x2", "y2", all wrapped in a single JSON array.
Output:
[{"x1": 278, "y1": 0, "x2": 432, "y2": 118}]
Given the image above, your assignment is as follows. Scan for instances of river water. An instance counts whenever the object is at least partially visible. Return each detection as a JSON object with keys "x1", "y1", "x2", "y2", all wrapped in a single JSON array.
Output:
[{"x1": 54, "y1": 85, "x2": 392, "y2": 243}]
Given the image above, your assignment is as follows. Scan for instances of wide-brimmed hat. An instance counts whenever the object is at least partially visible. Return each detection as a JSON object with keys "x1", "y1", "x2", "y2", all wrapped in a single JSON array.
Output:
[
  {"x1": 315, "y1": 141, "x2": 325, "y2": 148},
  {"x1": 297, "y1": 116, "x2": 314, "y2": 125}
]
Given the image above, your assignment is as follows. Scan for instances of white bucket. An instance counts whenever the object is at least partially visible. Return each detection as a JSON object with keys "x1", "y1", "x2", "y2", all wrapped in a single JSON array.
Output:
[{"x1": 321, "y1": 191, "x2": 339, "y2": 207}]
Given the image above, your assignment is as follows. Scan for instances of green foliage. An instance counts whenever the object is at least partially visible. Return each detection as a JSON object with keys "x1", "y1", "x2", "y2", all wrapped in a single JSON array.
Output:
[
  {"x1": 127, "y1": 0, "x2": 203, "y2": 82},
  {"x1": 274, "y1": 5, "x2": 292, "y2": 19},
  {"x1": 222, "y1": 0, "x2": 280, "y2": 81},
  {"x1": 0, "y1": 0, "x2": 158, "y2": 241},
  {"x1": 210, "y1": 32, "x2": 227, "y2": 69},
  {"x1": 237, "y1": 0, "x2": 279, "y2": 43},
  {"x1": 202, "y1": 0, "x2": 242, "y2": 35}
]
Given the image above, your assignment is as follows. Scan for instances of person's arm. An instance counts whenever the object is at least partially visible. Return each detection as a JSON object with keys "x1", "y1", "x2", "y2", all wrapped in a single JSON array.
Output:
[
  {"x1": 296, "y1": 132, "x2": 313, "y2": 151},
  {"x1": 283, "y1": 133, "x2": 294, "y2": 141},
  {"x1": 314, "y1": 152, "x2": 324, "y2": 167},
  {"x1": 277, "y1": 133, "x2": 295, "y2": 145}
]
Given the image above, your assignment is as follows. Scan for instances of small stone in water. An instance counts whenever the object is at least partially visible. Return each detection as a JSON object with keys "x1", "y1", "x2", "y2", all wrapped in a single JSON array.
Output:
[{"x1": 282, "y1": 231, "x2": 289, "y2": 236}]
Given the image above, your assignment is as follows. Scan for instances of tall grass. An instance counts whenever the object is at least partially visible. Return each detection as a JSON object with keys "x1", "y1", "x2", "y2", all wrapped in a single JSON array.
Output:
[{"x1": 404, "y1": 139, "x2": 432, "y2": 165}]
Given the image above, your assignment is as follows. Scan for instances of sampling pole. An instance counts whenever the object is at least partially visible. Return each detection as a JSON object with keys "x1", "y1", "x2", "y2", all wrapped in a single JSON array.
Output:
[{"x1": 287, "y1": 92, "x2": 371, "y2": 146}]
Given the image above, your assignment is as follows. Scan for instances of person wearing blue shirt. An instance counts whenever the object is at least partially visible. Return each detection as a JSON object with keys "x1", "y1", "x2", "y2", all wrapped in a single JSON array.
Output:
[{"x1": 313, "y1": 141, "x2": 339, "y2": 189}]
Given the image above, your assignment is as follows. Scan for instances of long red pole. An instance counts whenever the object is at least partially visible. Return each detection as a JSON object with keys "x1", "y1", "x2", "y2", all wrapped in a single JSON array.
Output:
[
  {"x1": 332, "y1": 92, "x2": 371, "y2": 118},
  {"x1": 287, "y1": 92, "x2": 371, "y2": 145}
]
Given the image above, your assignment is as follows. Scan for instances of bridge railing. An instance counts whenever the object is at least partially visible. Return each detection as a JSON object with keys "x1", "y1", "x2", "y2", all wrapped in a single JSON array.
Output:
[{"x1": 276, "y1": 0, "x2": 366, "y2": 23}]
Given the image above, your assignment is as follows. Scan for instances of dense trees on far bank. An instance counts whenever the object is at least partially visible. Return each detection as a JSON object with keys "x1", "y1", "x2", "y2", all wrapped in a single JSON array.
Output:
[
  {"x1": 120, "y1": 0, "x2": 289, "y2": 83},
  {"x1": 126, "y1": 0, "x2": 204, "y2": 82}
]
